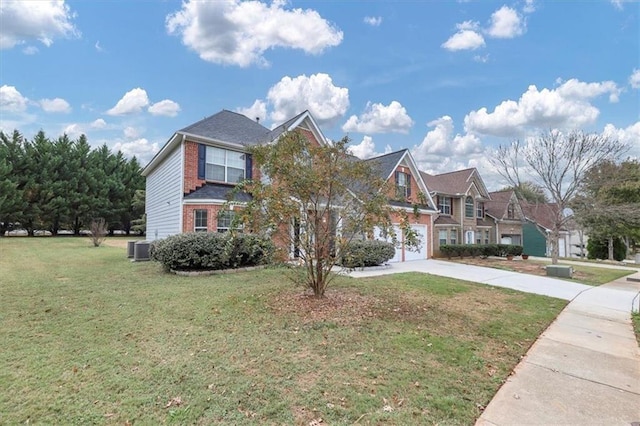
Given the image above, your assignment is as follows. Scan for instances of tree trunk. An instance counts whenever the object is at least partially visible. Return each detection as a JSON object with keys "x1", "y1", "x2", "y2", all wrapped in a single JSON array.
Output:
[
  {"x1": 578, "y1": 230, "x2": 585, "y2": 259},
  {"x1": 550, "y1": 229, "x2": 559, "y2": 265},
  {"x1": 607, "y1": 237, "x2": 614, "y2": 261}
]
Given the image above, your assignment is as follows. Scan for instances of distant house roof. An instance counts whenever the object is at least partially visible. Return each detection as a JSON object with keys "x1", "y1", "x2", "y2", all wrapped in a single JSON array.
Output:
[
  {"x1": 420, "y1": 168, "x2": 490, "y2": 199},
  {"x1": 521, "y1": 201, "x2": 564, "y2": 231},
  {"x1": 180, "y1": 110, "x2": 270, "y2": 146},
  {"x1": 434, "y1": 216, "x2": 459, "y2": 225},
  {"x1": 485, "y1": 190, "x2": 516, "y2": 220},
  {"x1": 184, "y1": 183, "x2": 252, "y2": 202}
]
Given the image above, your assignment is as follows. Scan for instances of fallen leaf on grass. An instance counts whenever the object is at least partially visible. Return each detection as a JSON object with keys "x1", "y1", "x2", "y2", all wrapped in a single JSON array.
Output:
[{"x1": 165, "y1": 397, "x2": 183, "y2": 408}]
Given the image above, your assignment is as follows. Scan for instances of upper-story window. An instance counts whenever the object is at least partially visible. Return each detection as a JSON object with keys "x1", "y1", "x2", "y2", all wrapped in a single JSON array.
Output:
[
  {"x1": 395, "y1": 171, "x2": 411, "y2": 199},
  {"x1": 465, "y1": 196, "x2": 474, "y2": 218},
  {"x1": 438, "y1": 196, "x2": 452, "y2": 215},
  {"x1": 507, "y1": 203, "x2": 515, "y2": 219},
  {"x1": 476, "y1": 202, "x2": 484, "y2": 218},
  {"x1": 206, "y1": 146, "x2": 245, "y2": 183}
]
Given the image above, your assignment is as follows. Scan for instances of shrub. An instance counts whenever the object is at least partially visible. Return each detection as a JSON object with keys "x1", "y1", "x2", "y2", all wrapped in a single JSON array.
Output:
[
  {"x1": 587, "y1": 237, "x2": 626, "y2": 261},
  {"x1": 340, "y1": 240, "x2": 396, "y2": 268},
  {"x1": 506, "y1": 244, "x2": 524, "y2": 256},
  {"x1": 438, "y1": 243, "x2": 523, "y2": 258},
  {"x1": 150, "y1": 232, "x2": 275, "y2": 271}
]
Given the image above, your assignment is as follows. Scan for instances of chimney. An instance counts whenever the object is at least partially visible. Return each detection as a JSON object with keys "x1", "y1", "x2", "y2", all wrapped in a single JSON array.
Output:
[{"x1": 256, "y1": 117, "x2": 260, "y2": 123}]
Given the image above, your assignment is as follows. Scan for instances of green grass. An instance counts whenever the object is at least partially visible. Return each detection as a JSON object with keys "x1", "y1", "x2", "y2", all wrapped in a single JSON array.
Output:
[
  {"x1": 0, "y1": 238, "x2": 566, "y2": 425},
  {"x1": 531, "y1": 261, "x2": 635, "y2": 286},
  {"x1": 633, "y1": 312, "x2": 640, "y2": 347}
]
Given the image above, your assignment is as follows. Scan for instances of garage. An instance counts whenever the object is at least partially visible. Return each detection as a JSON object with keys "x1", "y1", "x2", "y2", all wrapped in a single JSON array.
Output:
[{"x1": 374, "y1": 224, "x2": 428, "y2": 262}]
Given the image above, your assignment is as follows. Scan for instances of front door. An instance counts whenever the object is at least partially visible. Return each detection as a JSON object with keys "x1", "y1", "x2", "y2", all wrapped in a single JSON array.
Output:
[{"x1": 465, "y1": 231, "x2": 474, "y2": 244}]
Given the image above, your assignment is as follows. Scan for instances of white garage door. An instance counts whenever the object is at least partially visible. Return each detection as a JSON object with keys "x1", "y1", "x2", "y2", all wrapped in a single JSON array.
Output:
[
  {"x1": 405, "y1": 224, "x2": 427, "y2": 261},
  {"x1": 374, "y1": 225, "x2": 402, "y2": 263}
]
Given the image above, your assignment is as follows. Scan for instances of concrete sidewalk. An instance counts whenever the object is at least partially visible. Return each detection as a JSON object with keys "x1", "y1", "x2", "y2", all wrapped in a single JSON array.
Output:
[
  {"x1": 529, "y1": 255, "x2": 640, "y2": 271},
  {"x1": 346, "y1": 260, "x2": 640, "y2": 425}
]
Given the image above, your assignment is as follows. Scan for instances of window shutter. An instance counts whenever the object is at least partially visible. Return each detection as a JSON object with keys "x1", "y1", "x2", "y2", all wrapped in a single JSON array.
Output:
[
  {"x1": 406, "y1": 173, "x2": 412, "y2": 198},
  {"x1": 245, "y1": 154, "x2": 252, "y2": 180},
  {"x1": 395, "y1": 171, "x2": 400, "y2": 185},
  {"x1": 197, "y1": 144, "x2": 206, "y2": 180}
]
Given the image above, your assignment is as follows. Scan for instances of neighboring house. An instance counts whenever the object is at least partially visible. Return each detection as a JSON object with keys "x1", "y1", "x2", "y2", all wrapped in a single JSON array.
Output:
[
  {"x1": 484, "y1": 189, "x2": 525, "y2": 245},
  {"x1": 142, "y1": 110, "x2": 438, "y2": 261},
  {"x1": 421, "y1": 168, "x2": 492, "y2": 256},
  {"x1": 520, "y1": 202, "x2": 570, "y2": 257},
  {"x1": 365, "y1": 149, "x2": 438, "y2": 261}
]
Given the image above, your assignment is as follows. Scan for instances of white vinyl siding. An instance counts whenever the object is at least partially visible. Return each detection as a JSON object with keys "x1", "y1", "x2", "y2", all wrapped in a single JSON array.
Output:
[{"x1": 145, "y1": 146, "x2": 182, "y2": 241}]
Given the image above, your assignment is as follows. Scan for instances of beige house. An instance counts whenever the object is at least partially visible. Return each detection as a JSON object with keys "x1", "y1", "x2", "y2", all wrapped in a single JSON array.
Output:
[
  {"x1": 421, "y1": 168, "x2": 493, "y2": 256},
  {"x1": 484, "y1": 190, "x2": 525, "y2": 245}
]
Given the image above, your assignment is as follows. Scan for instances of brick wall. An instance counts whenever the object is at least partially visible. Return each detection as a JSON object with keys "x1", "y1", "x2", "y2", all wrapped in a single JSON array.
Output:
[
  {"x1": 184, "y1": 141, "x2": 205, "y2": 194},
  {"x1": 182, "y1": 204, "x2": 223, "y2": 233}
]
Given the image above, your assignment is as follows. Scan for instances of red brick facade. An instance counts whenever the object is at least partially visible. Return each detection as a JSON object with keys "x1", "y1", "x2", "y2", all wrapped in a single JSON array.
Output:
[
  {"x1": 183, "y1": 141, "x2": 206, "y2": 195},
  {"x1": 183, "y1": 204, "x2": 224, "y2": 233}
]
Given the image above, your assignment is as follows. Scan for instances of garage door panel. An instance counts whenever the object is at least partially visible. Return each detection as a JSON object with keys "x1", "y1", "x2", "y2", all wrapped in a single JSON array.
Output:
[
  {"x1": 373, "y1": 225, "x2": 402, "y2": 262},
  {"x1": 405, "y1": 224, "x2": 427, "y2": 261}
]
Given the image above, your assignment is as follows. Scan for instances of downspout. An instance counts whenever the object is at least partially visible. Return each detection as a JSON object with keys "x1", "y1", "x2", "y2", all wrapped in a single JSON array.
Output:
[{"x1": 178, "y1": 133, "x2": 186, "y2": 234}]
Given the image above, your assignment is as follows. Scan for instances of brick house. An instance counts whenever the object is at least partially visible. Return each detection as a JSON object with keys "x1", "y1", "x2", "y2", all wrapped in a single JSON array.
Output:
[
  {"x1": 484, "y1": 189, "x2": 525, "y2": 245},
  {"x1": 142, "y1": 110, "x2": 437, "y2": 261}
]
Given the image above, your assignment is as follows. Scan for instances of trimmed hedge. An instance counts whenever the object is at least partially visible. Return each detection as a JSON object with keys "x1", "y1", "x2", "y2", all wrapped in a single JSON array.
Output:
[
  {"x1": 340, "y1": 240, "x2": 396, "y2": 268},
  {"x1": 150, "y1": 232, "x2": 275, "y2": 271},
  {"x1": 439, "y1": 243, "x2": 524, "y2": 259}
]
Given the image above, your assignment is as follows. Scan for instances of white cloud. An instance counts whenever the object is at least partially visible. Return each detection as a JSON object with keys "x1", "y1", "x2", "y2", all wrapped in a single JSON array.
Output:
[
  {"x1": 603, "y1": 121, "x2": 640, "y2": 158},
  {"x1": 442, "y1": 27, "x2": 485, "y2": 51},
  {"x1": 412, "y1": 116, "x2": 482, "y2": 159},
  {"x1": 22, "y1": 45, "x2": 39, "y2": 55},
  {"x1": 268, "y1": 73, "x2": 349, "y2": 124},
  {"x1": 91, "y1": 118, "x2": 107, "y2": 129},
  {"x1": 113, "y1": 138, "x2": 159, "y2": 163},
  {"x1": 523, "y1": 0, "x2": 536, "y2": 13},
  {"x1": 148, "y1": 99, "x2": 181, "y2": 117},
  {"x1": 166, "y1": 0, "x2": 343, "y2": 67},
  {"x1": 95, "y1": 41, "x2": 104, "y2": 52},
  {"x1": 39, "y1": 97, "x2": 71, "y2": 113},
  {"x1": 0, "y1": 0, "x2": 79, "y2": 49},
  {"x1": 342, "y1": 101, "x2": 414, "y2": 134},
  {"x1": 63, "y1": 123, "x2": 83, "y2": 138},
  {"x1": 348, "y1": 136, "x2": 392, "y2": 159},
  {"x1": 464, "y1": 79, "x2": 621, "y2": 137},
  {"x1": 629, "y1": 69, "x2": 640, "y2": 89},
  {"x1": 364, "y1": 16, "x2": 382, "y2": 26},
  {"x1": 107, "y1": 88, "x2": 149, "y2": 116},
  {"x1": 123, "y1": 126, "x2": 139, "y2": 139},
  {"x1": 474, "y1": 54, "x2": 490, "y2": 63},
  {"x1": 0, "y1": 85, "x2": 29, "y2": 112},
  {"x1": 610, "y1": 0, "x2": 636, "y2": 10},
  {"x1": 486, "y1": 6, "x2": 525, "y2": 39},
  {"x1": 236, "y1": 100, "x2": 267, "y2": 123}
]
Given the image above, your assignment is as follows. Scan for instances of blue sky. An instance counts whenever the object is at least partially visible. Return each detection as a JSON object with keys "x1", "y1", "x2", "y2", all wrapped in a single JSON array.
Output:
[{"x1": 1, "y1": 0, "x2": 638, "y2": 189}]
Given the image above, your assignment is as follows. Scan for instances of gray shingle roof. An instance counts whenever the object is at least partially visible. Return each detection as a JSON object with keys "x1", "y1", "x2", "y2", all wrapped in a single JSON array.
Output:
[
  {"x1": 262, "y1": 110, "x2": 308, "y2": 143},
  {"x1": 364, "y1": 149, "x2": 407, "y2": 181},
  {"x1": 421, "y1": 168, "x2": 476, "y2": 195},
  {"x1": 180, "y1": 110, "x2": 270, "y2": 146},
  {"x1": 485, "y1": 190, "x2": 515, "y2": 219},
  {"x1": 184, "y1": 183, "x2": 252, "y2": 202}
]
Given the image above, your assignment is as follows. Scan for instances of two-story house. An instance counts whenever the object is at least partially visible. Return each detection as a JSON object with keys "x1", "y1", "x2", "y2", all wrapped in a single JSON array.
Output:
[
  {"x1": 142, "y1": 110, "x2": 438, "y2": 261},
  {"x1": 420, "y1": 168, "x2": 492, "y2": 255},
  {"x1": 484, "y1": 189, "x2": 525, "y2": 245}
]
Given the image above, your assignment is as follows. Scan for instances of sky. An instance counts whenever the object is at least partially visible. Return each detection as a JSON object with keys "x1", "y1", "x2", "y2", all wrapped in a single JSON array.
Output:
[{"x1": 0, "y1": 0, "x2": 638, "y2": 190}]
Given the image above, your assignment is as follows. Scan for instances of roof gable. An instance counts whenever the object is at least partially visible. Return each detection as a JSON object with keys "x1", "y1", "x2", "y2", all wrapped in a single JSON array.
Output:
[
  {"x1": 485, "y1": 190, "x2": 521, "y2": 220},
  {"x1": 420, "y1": 168, "x2": 490, "y2": 199}
]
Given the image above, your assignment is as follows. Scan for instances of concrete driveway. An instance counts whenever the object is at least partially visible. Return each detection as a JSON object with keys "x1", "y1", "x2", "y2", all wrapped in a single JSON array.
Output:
[{"x1": 346, "y1": 259, "x2": 640, "y2": 425}]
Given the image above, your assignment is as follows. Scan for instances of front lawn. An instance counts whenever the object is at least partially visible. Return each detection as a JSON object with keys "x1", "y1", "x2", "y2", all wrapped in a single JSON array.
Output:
[
  {"x1": 448, "y1": 257, "x2": 635, "y2": 286},
  {"x1": 0, "y1": 238, "x2": 565, "y2": 425}
]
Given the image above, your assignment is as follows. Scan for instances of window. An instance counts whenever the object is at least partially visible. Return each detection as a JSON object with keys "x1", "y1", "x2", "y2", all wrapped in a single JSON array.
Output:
[
  {"x1": 194, "y1": 209, "x2": 208, "y2": 232},
  {"x1": 484, "y1": 229, "x2": 490, "y2": 244},
  {"x1": 205, "y1": 146, "x2": 245, "y2": 183},
  {"x1": 438, "y1": 196, "x2": 452, "y2": 215},
  {"x1": 465, "y1": 230, "x2": 474, "y2": 244},
  {"x1": 476, "y1": 202, "x2": 484, "y2": 218},
  {"x1": 507, "y1": 203, "x2": 515, "y2": 219},
  {"x1": 217, "y1": 210, "x2": 242, "y2": 233},
  {"x1": 395, "y1": 171, "x2": 411, "y2": 199},
  {"x1": 450, "y1": 229, "x2": 457, "y2": 244},
  {"x1": 465, "y1": 196, "x2": 474, "y2": 218},
  {"x1": 476, "y1": 233, "x2": 482, "y2": 244},
  {"x1": 439, "y1": 230, "x2": 447, "y2": 246}
]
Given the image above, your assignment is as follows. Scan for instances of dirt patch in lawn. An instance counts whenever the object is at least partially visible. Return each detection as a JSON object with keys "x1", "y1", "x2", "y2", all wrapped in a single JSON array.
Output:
[
  {"x1": 269, "y1": 289, "x2": 382, "y2": 326},
  {"x1": 102, "y1": 239, "x2": 132, "y2": 249}
]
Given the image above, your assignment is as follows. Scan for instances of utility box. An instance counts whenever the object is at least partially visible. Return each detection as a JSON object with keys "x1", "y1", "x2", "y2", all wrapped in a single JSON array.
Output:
[
  {"x1": 127, "y1": 240, "x2": 136, "y2": 258},
  {"x1": 635, "y1": 253, "x2": 640, "y2": 265},
  {"x1": 133, "y1": 241, "x2": 150, "y2": 261},
  {"x1": 546, "y1": 265, "x2": 573, "y2": 278}
]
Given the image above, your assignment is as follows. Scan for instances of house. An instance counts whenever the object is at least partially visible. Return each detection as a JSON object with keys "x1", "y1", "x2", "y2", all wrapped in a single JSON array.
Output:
[
  {"x1": 420, "y1": 168, "x2": 492, "y2": 256},
  {"x1": 364, "y1": 149, "x2": 438, "y2": 261},
  {"x1": 484, "y1": 189, "x2": 525, "y2": 245},
  {"x1": 520, "y1": 202, "x2": 570, "y2": 257},
  {"x1": 142, "y1": 110, "x2": 438, "y2": 261}
]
